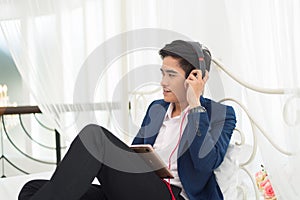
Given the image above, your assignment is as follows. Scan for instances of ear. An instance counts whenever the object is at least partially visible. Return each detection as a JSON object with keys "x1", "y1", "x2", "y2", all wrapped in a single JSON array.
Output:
[{"x1": 203, "y1": 70, "x2": 209, "y2": 83}]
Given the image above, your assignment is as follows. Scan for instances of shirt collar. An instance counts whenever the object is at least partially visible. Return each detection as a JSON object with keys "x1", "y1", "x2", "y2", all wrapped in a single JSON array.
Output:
[{"x1": 164, "y1": 103, "x2": 190, "y2": 120}]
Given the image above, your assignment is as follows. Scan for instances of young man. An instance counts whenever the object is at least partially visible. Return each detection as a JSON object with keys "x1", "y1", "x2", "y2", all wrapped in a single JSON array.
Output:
[{"x1": 19, "y1": 40, "x2": 236, "y2": 200}]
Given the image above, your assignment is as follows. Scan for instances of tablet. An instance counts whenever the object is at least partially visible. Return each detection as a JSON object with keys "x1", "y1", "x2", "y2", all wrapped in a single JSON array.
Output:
[{"x1": 130, "y1": 144, "x2": 174, "y2": 179}]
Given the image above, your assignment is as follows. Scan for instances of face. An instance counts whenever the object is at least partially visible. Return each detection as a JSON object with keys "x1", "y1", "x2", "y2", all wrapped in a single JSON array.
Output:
[{"x1": 160, "y1": 56, "x2": 187, "y2": 104}]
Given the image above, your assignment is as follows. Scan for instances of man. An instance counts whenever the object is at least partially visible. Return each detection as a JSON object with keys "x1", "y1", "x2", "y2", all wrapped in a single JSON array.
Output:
[{"x1": 19, "y1": 40, "x2": 236, "y2": 200}]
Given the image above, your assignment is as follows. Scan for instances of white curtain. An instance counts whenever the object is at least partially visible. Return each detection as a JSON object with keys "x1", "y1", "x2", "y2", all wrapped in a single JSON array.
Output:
[
  {"x1": 1, "y1": 0, "x2": 299, "y2": 199},
  {"x1": 0, "y1": 0, "x2": 178, "y2": 142},
  {"x1": 223, "y1": 0, "x2": 300, "y2": 199},
  {"x1": 0, "y1": 0, "x2": 232, "y2": 142}
]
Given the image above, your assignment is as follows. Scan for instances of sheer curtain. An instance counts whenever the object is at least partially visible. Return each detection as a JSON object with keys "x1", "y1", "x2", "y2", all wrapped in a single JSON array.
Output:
[
  {"x1": 0, "y1": 0, "x2": 124, "y2": 142},
  {"x1": 224, "y1": 0, "x2": 300, "y2": 199},
  {"x1": 0, "y1": 0, "x2": 178, "y2": 143},
  {"x1": 1, "y1": 0, "x2": 299, "y2": 198},
  {"x1": 0, "y1": 0, "x2": 230, "y2": 142}
]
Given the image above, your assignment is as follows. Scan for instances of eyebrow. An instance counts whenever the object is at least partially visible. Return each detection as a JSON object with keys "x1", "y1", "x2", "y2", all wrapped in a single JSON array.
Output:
[{"x1": 160, "y1": 68, "x2": 179, "y2": 74}]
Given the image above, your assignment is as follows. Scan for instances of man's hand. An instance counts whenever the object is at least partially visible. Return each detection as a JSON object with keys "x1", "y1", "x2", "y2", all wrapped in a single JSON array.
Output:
[{"x1": 185, "y1": 70, "x2": 209, "y2": 108}]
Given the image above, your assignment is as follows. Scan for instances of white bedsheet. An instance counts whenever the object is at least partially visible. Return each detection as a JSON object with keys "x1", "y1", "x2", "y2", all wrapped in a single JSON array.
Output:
[
  {"x1": 0, "y1": 146, "x2": 256, "y2": 200},
  {"x1": 0, "y1": 171, "x2": 52, "y2": 200},
  {"x1": 0, "y1": 171, "x2": 101, "y2": 200}
]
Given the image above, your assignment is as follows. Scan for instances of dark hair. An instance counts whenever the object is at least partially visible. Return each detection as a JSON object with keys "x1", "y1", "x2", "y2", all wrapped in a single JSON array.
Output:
[
  {"x1": 159, "y1": 49, "x2": 211, "y2": 79},
  {"x1": 159, "y1": 50, "x2": 193, "y2": 78}
]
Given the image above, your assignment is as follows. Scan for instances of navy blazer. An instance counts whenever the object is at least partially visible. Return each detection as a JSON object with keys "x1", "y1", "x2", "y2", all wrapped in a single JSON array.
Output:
[{"x1": 132, "y1": 96, "x2": 236, "y2": 200}]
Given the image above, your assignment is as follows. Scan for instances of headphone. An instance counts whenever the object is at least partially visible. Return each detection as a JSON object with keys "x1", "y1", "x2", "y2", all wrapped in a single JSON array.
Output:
[
  {"x1": 160, "y1": 40, "x2": 211, "y2": 79},
  {"x1": 188, "y1": 41, "x2": 207, "y2": 79}
]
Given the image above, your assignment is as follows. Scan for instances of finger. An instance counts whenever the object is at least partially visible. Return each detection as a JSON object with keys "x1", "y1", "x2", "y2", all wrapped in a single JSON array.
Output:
[
  {"x1": 189, "y1": 69, "x2": 202, "y2": 80},
  {"x1": 185, "y1": 79, "x2": 192, "y2": 86},
  {"x1": 187, "y1": 73, "x2": 197, "y2": 81}
]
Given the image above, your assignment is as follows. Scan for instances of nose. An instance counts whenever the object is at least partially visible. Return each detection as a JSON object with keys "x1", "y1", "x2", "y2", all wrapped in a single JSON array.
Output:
[{"x1": 160, "y1": 75, "x2": 168, "y2": 87}]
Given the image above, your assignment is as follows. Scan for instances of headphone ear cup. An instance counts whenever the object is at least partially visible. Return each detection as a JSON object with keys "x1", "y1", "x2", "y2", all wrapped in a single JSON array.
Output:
[
  {"x1": 188, "y1": 42, "x2": 206, "y2": 78},
  {"x1": 203, "y1": 49, "x2": 211, "y2": 72},
  {"x1": 198, "y1": 57, "x2": 206, "y2": 78}
]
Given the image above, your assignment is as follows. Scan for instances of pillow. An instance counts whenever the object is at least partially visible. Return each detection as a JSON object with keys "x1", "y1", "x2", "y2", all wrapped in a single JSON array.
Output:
[{"x1": 214, "y1": 144, "x2": 241, "y2": 199}]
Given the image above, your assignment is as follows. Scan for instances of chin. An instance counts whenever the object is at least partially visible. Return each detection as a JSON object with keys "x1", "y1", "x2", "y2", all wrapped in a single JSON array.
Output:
[
  {"x1": 163, "y1": 98, "x2": 170, "y2": 102},
  {"x1": 163, "y1": 97, "x2": 176, "y2": 103},
  {"x1": 162, "y1": 96, "x2": 170, "y2": 102},
  {"x1": 163, "y1": 93, "x2": 180, "y2": 103}
]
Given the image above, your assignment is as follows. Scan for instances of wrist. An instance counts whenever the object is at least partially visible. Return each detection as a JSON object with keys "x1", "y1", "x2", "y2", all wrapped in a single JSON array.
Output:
[{"x1": 189, "y1": 105, "x2": 206, "y2": 113}]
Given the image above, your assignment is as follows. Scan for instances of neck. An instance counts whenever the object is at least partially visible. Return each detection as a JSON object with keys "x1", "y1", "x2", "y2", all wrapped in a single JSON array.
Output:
[{"x1": 172, "y1": 102, "x2": 188, "y2": 117}]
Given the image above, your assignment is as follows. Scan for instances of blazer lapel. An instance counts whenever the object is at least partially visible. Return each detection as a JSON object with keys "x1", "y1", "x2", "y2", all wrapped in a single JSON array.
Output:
[{"x1": 144, "y1": 102, "x2": 169, "y2": 145}]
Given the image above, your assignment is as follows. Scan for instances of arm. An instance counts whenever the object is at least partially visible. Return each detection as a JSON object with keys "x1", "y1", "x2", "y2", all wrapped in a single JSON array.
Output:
[{"x1": 184, "y1": 104, "x2": 236, "y2": 172}]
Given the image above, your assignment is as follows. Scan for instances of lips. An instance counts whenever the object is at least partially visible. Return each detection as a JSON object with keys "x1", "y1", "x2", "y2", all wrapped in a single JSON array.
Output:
[{"x1": 163, "y1": 88, "x2": 172, "y2": 95}]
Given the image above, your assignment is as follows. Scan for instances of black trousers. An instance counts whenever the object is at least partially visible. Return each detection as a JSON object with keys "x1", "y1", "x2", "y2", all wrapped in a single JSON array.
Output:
[{"x1": 18, "y1": 124, "x2": 185, "y2": 200}]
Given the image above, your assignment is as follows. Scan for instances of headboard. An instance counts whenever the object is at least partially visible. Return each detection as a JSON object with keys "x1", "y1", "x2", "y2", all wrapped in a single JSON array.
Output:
[{"x1": 127, "y1": 58, "x2": 292, "y2": 199}]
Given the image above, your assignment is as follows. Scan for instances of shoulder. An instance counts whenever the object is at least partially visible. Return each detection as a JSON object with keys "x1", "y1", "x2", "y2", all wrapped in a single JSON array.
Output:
[
  {"x1": 139, "y1": 99, "x2": 169, "y2": 127},
  {"x1": 201, "y1": 97, "x2": 236, "y2": 120},
  {"x1": 147, "y1": 99, "x2": 170, "y2": 110},
  {"x1": 142, "y1": 99, "x2": 169, "y2": 120}
]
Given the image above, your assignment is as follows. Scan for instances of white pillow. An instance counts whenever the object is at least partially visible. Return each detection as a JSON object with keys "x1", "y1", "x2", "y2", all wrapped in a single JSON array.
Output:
[{"x1": 214, "y1": 144, "x2": 241, "y2": 200}]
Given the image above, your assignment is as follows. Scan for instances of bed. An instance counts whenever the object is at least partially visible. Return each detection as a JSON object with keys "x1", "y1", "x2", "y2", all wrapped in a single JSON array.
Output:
[{"x1": 0, "y1": 58, "x2": 285, "y2": 200}]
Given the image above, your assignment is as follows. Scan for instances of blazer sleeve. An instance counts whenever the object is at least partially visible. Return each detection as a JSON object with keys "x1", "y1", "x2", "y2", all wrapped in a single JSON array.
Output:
[{"x1": 184, "y1": 104, "x2": 236, "y2": 172}]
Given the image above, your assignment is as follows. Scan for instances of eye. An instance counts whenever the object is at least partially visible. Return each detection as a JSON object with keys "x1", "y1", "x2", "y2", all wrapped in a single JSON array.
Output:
[{"x1": 168, "y1": 73, "x2": 176, "y2": 78}]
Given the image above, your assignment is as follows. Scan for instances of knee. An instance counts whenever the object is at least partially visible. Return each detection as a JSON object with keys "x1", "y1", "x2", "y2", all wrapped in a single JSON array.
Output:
[
  {"x1": 78, "y1": 124, "x2": 110, "y2": 148},
  {"x1": 78, "y1": 124, "x2": 113, "y2": 140},
  {"x1": 79, "y1": 124, "x2": 103, "y2": 137}
]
